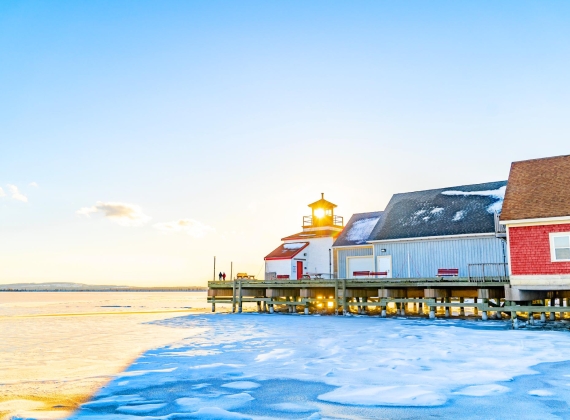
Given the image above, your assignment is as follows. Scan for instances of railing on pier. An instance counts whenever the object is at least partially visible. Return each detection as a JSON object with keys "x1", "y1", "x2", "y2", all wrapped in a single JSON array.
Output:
[{"x1": 467, "y1": 263, "x2": 509, "y2": 282}]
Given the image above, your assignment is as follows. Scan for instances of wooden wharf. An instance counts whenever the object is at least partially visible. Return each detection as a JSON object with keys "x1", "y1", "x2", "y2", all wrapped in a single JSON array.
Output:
[{"x1": 207, "y1": 278, "x2": 570, "y2": 326}]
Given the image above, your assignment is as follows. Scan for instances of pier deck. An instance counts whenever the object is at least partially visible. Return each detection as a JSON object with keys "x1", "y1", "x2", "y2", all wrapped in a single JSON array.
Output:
[{"x1": 207, "y1": 278, "x2": 570, "y2": 325}]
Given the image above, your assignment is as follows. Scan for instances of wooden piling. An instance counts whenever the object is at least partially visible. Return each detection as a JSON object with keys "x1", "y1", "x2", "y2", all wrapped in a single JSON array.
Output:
[
  {"x1": 232, "y1": 280, "x2": 237, "y2": 313},
  {"x1": 238, "y1": 280, "x2": 242, "y2": 313},
  {"x1": 334, "y1": 278, "x2": 339, "y2": 314},
  {"x1": 342, "y1": 279, "x2": 347, "y2": 315}
]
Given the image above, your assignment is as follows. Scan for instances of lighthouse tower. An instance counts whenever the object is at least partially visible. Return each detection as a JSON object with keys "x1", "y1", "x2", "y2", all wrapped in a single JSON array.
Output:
[{"x1": 264, "y1": 193, "x2": 343, "y2": 280}]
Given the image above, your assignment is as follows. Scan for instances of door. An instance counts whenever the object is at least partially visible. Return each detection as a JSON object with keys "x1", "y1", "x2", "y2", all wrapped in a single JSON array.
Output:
[
  {"x1": 296, "y1": 261, "x2": 303, "y2": 280},
  {"x1": 346, "y1": 256, "x2": 374, "y2": 278},
  {"x1": 376, "y1": 255, "x2": 392, "y2": 278}
]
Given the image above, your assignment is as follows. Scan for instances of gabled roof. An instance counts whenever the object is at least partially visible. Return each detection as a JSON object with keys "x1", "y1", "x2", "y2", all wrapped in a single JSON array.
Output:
[
  {"x1": 264, "y1": 242, "x2": 309, "y2": 260},
  {"x1": 308, "y1": 193, "x2": 337, "y2": 209},
  {"x1": 369, "y1": 180, "x2": 507, "y2": 241},
  {"x1": 333, "y1": 211, "x2": 384, "y2": 247},
  {"x1": 281, "y1": 229, "x2": 341, "y2": 241},
  {"x1": 501, "y1": 155, "x2": 570, "y2": 221}
]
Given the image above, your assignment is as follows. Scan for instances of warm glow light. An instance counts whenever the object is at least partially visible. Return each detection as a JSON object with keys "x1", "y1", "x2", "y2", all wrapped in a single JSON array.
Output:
[
  {"x1": 314, "y1": 208, "x2": 325, "y2": 218},
  {"x1": 327, "y1": 302, "x2": 334, "y2": 308}
]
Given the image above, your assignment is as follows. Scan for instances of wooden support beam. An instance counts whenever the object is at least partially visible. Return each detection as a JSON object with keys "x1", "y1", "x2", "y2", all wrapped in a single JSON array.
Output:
[
  {"x1": 232, "y1": 280, "x2": 236, "y2": 313},
  {"x1": 238, "y1": 280, "x2": 242, "y2": 313}
]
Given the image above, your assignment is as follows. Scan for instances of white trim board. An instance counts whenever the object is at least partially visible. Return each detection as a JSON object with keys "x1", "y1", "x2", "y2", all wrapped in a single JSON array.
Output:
[
  {"x1": 332, "y1": 244, "x2": 374, "y2": 249},
  {"x1": 367, "y1": 232, "x2": 494, "y2": 243},
  {"x1": 500, "y1": 215, "x2": 570, "y2": 226}
]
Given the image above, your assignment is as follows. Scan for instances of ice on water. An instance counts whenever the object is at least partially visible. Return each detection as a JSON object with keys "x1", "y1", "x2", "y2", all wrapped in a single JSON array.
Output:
[{"x1": 71, "y1": 314, "x2": 570, "y2": 419}]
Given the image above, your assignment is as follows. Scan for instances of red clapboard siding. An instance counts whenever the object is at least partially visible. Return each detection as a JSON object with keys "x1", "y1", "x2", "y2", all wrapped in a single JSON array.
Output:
[{"x1": 509, "y1": 223, "x2": 570, "y2": 275}]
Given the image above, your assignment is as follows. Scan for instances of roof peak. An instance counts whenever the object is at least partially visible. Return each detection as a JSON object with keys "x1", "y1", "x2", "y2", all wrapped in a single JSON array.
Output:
[
  {"x1": 308, "y1": 193, "x2": 337, "y2": 208},
  {"x1": 512, "y1": 154, "x2": 570, "y2": 165},
  {"x1": 391, "y1": 180, "x2": 507, "y2": 197}
]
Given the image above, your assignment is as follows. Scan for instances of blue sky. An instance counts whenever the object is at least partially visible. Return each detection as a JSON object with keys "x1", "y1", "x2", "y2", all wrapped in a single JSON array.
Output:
[{"x1": 1, "y1": 1, "x2": 569, "y2": 285}]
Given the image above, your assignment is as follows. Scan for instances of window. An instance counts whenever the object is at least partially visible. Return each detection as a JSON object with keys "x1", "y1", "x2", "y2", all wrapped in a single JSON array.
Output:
[{"x1": 551, "y1": 233, "x2": 570, "y2": 262}]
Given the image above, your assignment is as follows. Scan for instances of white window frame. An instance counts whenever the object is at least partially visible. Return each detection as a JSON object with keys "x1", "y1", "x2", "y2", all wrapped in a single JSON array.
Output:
[{"x1": 550, "y1": 232, "x2": 570, "y2": 262}]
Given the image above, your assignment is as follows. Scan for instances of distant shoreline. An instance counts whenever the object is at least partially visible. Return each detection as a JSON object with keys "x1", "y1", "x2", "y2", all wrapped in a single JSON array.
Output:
[{"x1": 0, "y1": 288, "x2": 207, "y2": 292}]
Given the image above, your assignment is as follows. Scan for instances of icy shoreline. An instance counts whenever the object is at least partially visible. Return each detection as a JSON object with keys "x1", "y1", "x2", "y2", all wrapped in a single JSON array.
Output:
[{"x1": 68, "y1": 314, "x2": 570, "y2": 419}]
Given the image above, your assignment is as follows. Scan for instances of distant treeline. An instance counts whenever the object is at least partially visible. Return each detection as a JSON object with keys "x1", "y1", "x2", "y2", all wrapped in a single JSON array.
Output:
[{"x1": 0, "y1": 288, "x2": 208, "y2": 292}]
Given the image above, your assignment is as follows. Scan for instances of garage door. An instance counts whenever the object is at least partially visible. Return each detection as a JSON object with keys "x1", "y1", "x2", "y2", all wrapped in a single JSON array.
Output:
[{"x1": 346, "y1": 256, "x2": 374, "y2": 278}]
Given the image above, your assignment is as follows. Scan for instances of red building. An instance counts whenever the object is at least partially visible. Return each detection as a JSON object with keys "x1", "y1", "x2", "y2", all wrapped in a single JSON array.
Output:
[{"x1": 501, "y1": 155, "x2": 570, "y2": 298}]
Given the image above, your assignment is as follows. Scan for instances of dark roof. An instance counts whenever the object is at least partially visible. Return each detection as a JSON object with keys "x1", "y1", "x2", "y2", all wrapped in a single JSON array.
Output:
[
  {"x1": 333, "y1": 211, "x2": 384, "y2": 247},
  {"x1": 501, "y1": 155, "x2": 570, "y2": 221},
  {"x1": 281, "y1": 229, "x2": 341, "y2": 241},
  {"x1": 369, "y1": 180, "x2": 507, "y2": 241},
  {"x1": 264, "y1": 242, "x2": 309, "y2": 260}
]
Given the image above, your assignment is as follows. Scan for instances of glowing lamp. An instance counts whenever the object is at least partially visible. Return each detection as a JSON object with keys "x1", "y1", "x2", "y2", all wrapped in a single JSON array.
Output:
[{"x1": 314, "y1": 208, "x2": 325, "y2": 218}]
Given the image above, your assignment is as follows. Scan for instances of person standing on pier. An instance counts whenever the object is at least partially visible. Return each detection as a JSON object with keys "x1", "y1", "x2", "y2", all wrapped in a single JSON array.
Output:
[
  {"x1": 219, "y1": 272, "x2": 223, "y2": 281},
  {"x1": 222, "y1": 272, "x2": 226, "y2": 281}
]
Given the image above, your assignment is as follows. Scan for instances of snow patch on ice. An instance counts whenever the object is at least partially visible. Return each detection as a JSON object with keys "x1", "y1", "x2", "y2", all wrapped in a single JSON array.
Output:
[
  {"x1": 529, "y1": 389, "x2": 554, "y2": 397},
  {"x1": 221, "y1": 381, "x2": 260, "y2": 390},
  {"x1": 183, "y1": 407, "x2": 254, "y2": 419},
  {"x1": 318, "y1": 385, "x2": 446, "y2": 406},
  {"x1": 455, "y1": 384, "x2": 510, "y2": 396},
  {"x1": 255, "y1": 348, "x2": 293, "y2": 362},
  {"x1": 176, "y1": 392, "x2": 254, "y2": 412},
  {"x1": 346, "y1": 217, "x2": 379, "y2": 244},
  {"x1": 270, "y1": 402, "x2": 316, "y2": 412},
  {"x1": 431, "y1": 207, "x2": 444, "y2": 214},
  {"x1": 115, "y1": 402, "x2": 167, "y2": 414}
]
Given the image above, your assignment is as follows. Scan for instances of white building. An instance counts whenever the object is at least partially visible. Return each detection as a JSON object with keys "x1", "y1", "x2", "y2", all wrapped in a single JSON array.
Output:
[{"x1": 264, "y1": 194, "x2": 343, "y2": 279}]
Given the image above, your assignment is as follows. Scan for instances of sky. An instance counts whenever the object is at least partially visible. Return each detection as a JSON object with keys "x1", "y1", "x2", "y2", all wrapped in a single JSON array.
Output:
[{"x1": 1, "y1": 1, "x2": 569, "y2": 286}]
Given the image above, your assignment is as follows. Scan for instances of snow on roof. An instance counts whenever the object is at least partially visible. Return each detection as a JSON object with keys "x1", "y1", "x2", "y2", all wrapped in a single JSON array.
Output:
[
  {"x1": 452, "y1": 210, "x2": 465, "y2": 221},
  {"x1": 265, "y1": 242, "x2": 309, "y2": 260},
  {"x1": 333, "y1": 211, "x2": 384, "y2": 247},
  {"x1": 346, "y1": 217, "x2": 380, "y2": 244},
  {"x1": 368, "y1": 180, "x2": 507, "y2": 241},
  {"x1": 441, "y1": 186, "x2": 506, "y2": 214}
]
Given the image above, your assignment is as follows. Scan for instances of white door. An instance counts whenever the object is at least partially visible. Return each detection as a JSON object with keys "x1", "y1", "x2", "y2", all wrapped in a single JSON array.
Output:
[
  {"x1": 346, "y1": 256, "x2": 374, "y2": 278},
  {"x1": 376, "y1": 255, "x2": 392, "y2": 278}
]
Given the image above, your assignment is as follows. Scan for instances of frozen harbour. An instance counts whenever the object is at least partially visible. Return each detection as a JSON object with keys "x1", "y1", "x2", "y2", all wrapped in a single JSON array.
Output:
[
  {"x1": 70, "y1": 314, "x2": 570, "y2": 420},
  {"x1": 0, "y1": 292, "x2": 212, "y2": 419}
]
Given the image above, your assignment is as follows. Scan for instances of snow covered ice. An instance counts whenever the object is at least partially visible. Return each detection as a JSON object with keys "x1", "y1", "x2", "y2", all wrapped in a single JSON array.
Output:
[{"x1": 70, "y1": 314, "x2": 570, "y2": 419}]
